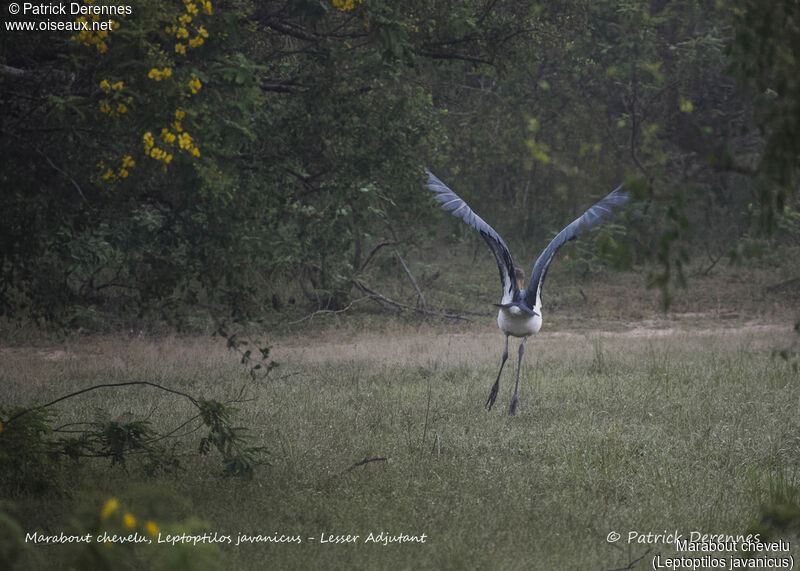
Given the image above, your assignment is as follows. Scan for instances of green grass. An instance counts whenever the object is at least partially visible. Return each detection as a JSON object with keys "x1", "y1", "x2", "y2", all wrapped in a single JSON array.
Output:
[{"x1": 2, "y1": 321, "x2": 800, "y2": 569}]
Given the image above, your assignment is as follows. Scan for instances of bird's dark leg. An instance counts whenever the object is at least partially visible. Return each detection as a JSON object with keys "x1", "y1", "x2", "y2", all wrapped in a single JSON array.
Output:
[
  {"x1": 486, "y1": 335, "x2": 509, "y2": 411},
  {"x1": 508, "y1": 337, "x2": 528, "y2": 415}
]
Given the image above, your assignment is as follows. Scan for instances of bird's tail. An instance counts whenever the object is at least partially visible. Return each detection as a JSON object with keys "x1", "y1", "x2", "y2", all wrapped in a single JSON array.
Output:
[{"x1": 493, "y1": 302, "x2": 539, "y2": 316}]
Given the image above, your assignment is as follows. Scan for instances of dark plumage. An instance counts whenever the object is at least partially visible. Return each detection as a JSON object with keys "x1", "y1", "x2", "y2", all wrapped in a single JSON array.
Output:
[{"x1": 426, "y1": 169, "x2": 628, "y2": 313}]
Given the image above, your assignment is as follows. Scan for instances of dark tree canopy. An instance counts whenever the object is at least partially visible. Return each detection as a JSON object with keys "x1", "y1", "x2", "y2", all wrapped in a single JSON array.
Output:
[{"x1": 1, "y1": 0, "x2": 797, "y2": 327}]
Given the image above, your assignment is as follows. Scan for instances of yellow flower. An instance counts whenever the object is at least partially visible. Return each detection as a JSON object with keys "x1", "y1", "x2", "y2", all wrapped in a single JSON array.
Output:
[
  {"x1": 175, "y1": 109, "x2": 185, "y2": 120},
  {"x1": 188, "y1": 76, "x2": 202, "y2": 94},
  {"x1": 145, "y1": 521, "x2": 160, "y2": 536},
  {"x1": 189, "y1": 36, "x2": 204, "y2": 48},
  {"x1": 177, "y1": 27, "x2": 189, "y2": 39},
  {"x1": 116, "y1": 103, "x2": 127, "y2": 114},
  {"x1": 178, "y1": 132, "x2": 193, "y2": 149},
  {"x1": 143, "y1": 132, "x2": 154, "y2": 152},
  {"x1": 179, "y1": 14, "x2": 192, "y2": 24},
  {"x1": 99, "y1": 79, "x2": 111, "y2": 92},
  {"x1": 186, "y1": 3, "x2": 199, "y2": 16},
  {"x1": 175, "y1": 43, "x2": 186, "y2": 55},
  {"x1": 119, "y1": 168, "x2": 129, "y2": 178},
  {"x1": 191, "y1": 147, "x2": 200, "y2": 157},
  {"x1": 148, "y1": 68, "x2": 173, "y2": 81},
  {"x1": 123, "y1": 513, "x2": 136, "y2": 529},
  {"x1": 161, "y1": 128, "x2": 177, "y2": 144},
  {"x1": 203, "y1": 1, "x2": 212, "y2": 15},
  {"x1": 196, "y1": 26, "x2": 208, "y2": 38},
  {"x1": 101, "y1": 498, "x2": 119, "y2": 519},
  {"x1": 122, "y1": 155, "x2": 135, "y2": 168},
  {"x1": 332, "y1": 0, "x2": 362, "y2": 11},
  {"x1": 165, "y1": 153, "x2": 173, "y2": 163},
  {"x1": 111, "y1": 81, "x2": 124, "y2": 91},
  {"x1": 99, "y1": 101, "x2": 111, "y2": 114},
  {"x1": 172, "y1": 120, "x2": 182, "y2": 133}
]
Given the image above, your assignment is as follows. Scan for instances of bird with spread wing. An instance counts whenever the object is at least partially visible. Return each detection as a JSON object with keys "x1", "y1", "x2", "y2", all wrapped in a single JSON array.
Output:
[{"x1": 426, "y1": 170, "x2": 630, "y2": 414}]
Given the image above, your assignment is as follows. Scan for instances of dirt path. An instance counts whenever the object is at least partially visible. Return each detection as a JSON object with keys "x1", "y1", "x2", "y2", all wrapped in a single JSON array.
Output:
[
  {"x1": 273, "y1": 317, "x2": 796, "y2": 366},
  {"x1": 1, "y1": 317, "x2": 794, "y2": 368}
]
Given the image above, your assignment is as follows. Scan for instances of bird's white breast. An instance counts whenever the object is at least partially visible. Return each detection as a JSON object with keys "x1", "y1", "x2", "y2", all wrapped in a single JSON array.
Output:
[{"x1": 497, "y1": 307, "x2": 542, "y2": 338}]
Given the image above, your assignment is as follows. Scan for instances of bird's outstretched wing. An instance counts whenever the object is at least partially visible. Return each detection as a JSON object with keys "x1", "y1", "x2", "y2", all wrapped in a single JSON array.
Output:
[
  {"x1": 425, "y1": 169, "x2": 518, "y2": 304},
  {"x1": 525, "y1": 185, "x2": 629, "y2": 311}
]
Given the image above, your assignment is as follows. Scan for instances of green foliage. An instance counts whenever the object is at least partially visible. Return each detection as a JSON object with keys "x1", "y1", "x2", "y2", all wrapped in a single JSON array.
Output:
[
  {"x1": 729, "y1": 0, "x2": 800, "y2": 192},
  {"x1": 0, "y1": 409, "x2": 60, "y2": 495},
  {"x1": 214, "y1": 326, "x2": 279, "y2": 379},
  {"x1": 70, "y1": 498, "x2": 224, "y2": 571},
  {"x1": 198, "y1": 399, "x2": 266, "y2": 478},
  {"x1": 561, "y1": 222, "x2": 633, "y2": 278},
  {"x1": 2, "y1": 0, "x2": 799, "y2": 325},
  {"x1": 1, "y1": 0, "x2": 443, "y2": 324},
  {"x1": 0, "y1": 382, "x2": 264, "y2": 491}
]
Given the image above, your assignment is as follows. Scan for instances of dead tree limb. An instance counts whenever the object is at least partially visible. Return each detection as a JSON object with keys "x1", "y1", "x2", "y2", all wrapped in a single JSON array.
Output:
[
  {"x1": 287, "y1": 297, "x2": 371, "y2": 325},
  {"x1": 394, "y1": 249, "x2": 427, "y2": 311},
  {"x1": 4, "y1": 381, "x2": 200, "y2": 426},
  {"x1": 352, "y1": 280, "x2": 471, "y2": 322},
  {"x1": 360, "y1": 241, "x2": 395, "y2": 271}
]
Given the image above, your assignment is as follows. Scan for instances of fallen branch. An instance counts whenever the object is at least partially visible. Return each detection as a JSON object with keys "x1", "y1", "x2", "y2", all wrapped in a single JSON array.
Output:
[
  {"x1": 4, "y1": 381, "x2": 200, "y2": 425},
  {"x1": 352, "y1": 280, "x2": 472, "y2": 322},
  {"x1": 345, "y1": 456, "x2": 388, "y2": 472},
  {"x1": 287, "y1": 296, "x2": 372, "y2": 325},
  {"x1": 3, "y1": 381, "x2": 264, "y2": 478}
]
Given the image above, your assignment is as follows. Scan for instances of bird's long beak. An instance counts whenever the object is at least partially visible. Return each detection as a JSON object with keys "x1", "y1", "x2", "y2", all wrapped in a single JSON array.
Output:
[{"x1": 516, "y1": 278, "x2": 523, "y2": 290}]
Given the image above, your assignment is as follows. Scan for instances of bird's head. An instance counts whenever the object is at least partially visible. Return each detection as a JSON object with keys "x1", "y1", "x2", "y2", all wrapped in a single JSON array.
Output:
[{"x1": 515, "y1": 268, "x2": 524, "y2": 290}]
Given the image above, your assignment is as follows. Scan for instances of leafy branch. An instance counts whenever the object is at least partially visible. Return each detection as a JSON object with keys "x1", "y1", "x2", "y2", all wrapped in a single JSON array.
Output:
[{"x1": 1, "y1": 381, "x2": 265, "y2": 493}]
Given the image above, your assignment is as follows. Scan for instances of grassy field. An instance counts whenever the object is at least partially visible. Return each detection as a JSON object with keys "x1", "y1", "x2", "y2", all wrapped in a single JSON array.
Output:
[{"x1": 2, "y1": 313, "x2": 799, "y2": 569}]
